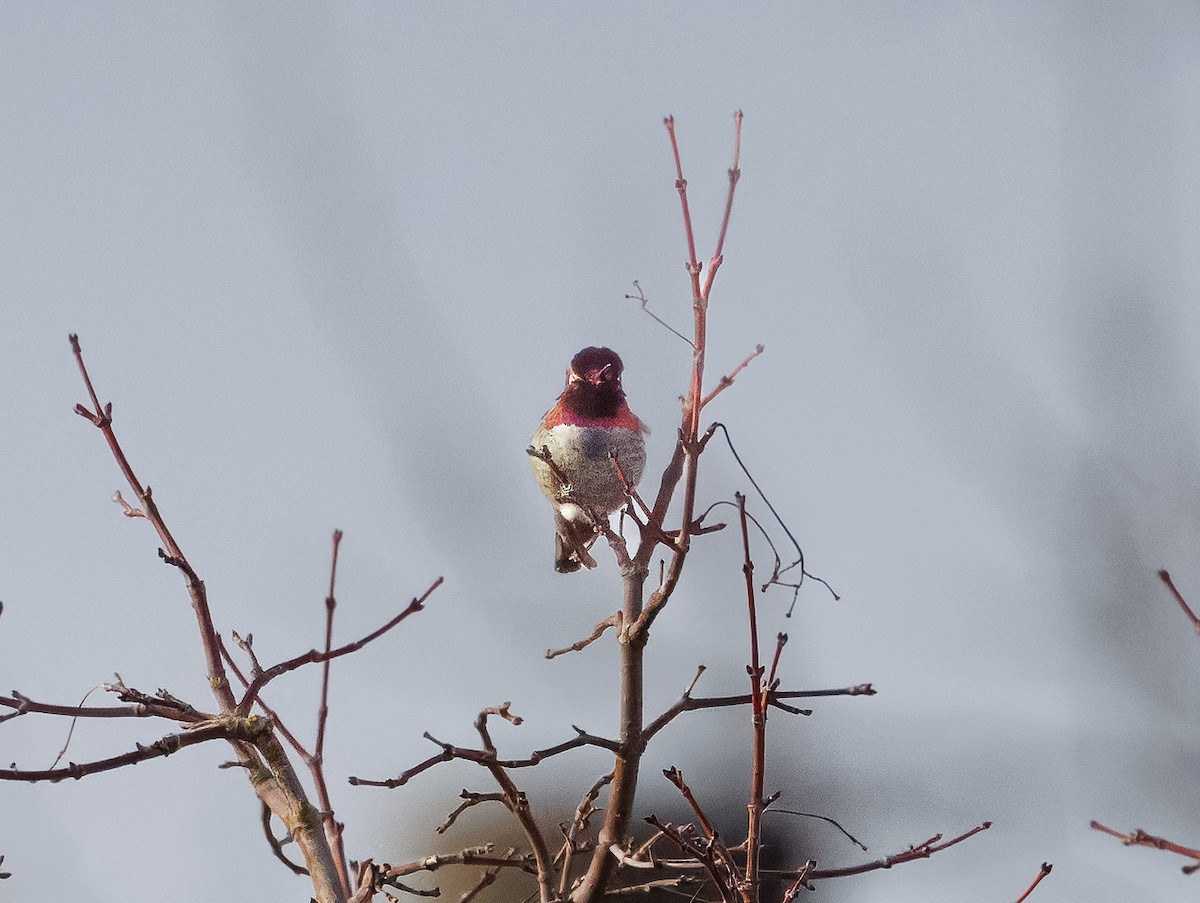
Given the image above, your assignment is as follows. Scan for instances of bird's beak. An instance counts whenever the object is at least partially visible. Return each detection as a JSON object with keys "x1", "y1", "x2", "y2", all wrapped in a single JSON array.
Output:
[{"x1": 586, "y1": 363, "x2": 613, "y2": 385}]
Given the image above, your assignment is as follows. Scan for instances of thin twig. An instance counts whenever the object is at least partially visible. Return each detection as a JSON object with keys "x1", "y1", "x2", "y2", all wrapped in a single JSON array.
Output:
[
  {"x1": 1158, "y1": 570, "x2": 1200, "y2": 636},
  {"x1": 764, "y1": 809, "x2": 867, "y2": 852},
  {"x1": 547, "y1": 613, "x2": 621, "y2": 659},
  {"x1": 0, "y1": 720, "x2": 264, "y2": 783},
  {"x1": 702, "y1": 110, "x2": 743, "y2": 300},
  {"x1": 384, "y1": 846, "x2": 538, "y2": 880},
  {"x1": 643, "y1": 815, "x2": 737, "y2": 903},
  {"x1": 625, "y1": 280, "x2": 693, "y2": 348},
  {"x1": 69, "y1": 334, "x2": 236, "y2": 710},
  {"x1": 238, "y1": 578, "x2": 441, "y2": 715},
  {"x1": 701, "y1": 345, "x2": 764, "y2": 410},
  {"x1": 1091, "y1": 820, "x2": 1200, "y2": 873},
  {"x1": 1014, "y1": 862, "x2": 1053, "y2": 902},
  {"x1": 737, "y1": 493, "x2": 766, "y2": 903},
  {"x1": 261, "y1": 800, "x2": 309, "y2": 875},
  {"x1": 350, "y1": 725, "x2": 621, "y2": 788},
  {"x1": 0, "y1": 689, "x2": 196, "y2": 724},
  {"x1": 439, "y1": 792, "x2": 507, "y2": 834},
  {"x1": 308, "y1": 528, "x2": 350, "y2": 897},
  {"x1": 559, "y1": 773, "x2": 613, "y2": 897},
  {"x1": 800, "y1": 822, "x2": 992, "y2": 880}
]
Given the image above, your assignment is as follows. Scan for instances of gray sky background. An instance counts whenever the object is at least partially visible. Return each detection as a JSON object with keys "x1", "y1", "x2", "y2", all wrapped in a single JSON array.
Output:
[{"x1": 4, "y1": 3, "x2": 1200, "y2": 901}]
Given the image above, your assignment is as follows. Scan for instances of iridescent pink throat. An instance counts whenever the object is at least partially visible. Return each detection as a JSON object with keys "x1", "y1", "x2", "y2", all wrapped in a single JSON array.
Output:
[{"x1": 542, "y1": 402, "x2": 642, "y2": 431}]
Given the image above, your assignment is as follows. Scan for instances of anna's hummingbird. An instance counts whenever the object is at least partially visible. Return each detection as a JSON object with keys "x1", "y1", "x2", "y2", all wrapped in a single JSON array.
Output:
[{"x1": 530, "y1": 346, "x2": 648, "y2": 573}]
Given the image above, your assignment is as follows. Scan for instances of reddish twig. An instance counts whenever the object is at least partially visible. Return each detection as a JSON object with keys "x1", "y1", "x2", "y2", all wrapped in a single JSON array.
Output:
[
  {"x1": 766, "y1": 633, "x2": 787, "y2": 691},
  {"x1": 439, "y1": 791, "x2": 508, "y2": 834},
  {"x1": 800, "y1": 822, "x2": 992, "y2": 881},
  {"x1": 307, "y1": 528, "x2": 350, "y2": 895},
  {"x1": 664, "y1": 116, "x2": 702, "y2": 296},
  {"x1": 662, "y1": 767, "x2": 720, "y2": 845},
  {"x1": 737, "y1": 493, "x2": 766, "y2": 902},
  {"x1": 1158, "y1": 570, "x2": 1200, "y2": 637},
  {"x1": 702, "y1": 110, "x2": 743, "y2": 300},
  {"x1": 0, "y1": 719, "x2": 266, "y2": 783},
  {"x1": 701, "y1": 344, "x2": 764, "y2": 410},
  {"x1": 558, "y1": 773, "x2": 613, "y2": 898},
  {"x1": 350, "y1": 726, "x2": 621, "y2": 789},
  {"x1": 316, "y1": 529, "x2": 342, "y2": 761},
  {"x1": 69, "y1": 334, "x2": 236, "y2": 711},
  {"x1": 237, "y1": 578, "x2": 440, "y2": 715},
  {"x1": 644, "y1": 815, "x2": 736, "y2": 903},
  {"x1": 546, "y1": 613, "x2": 621, "y2": 659},
  {"x1": 1091, "y1": 820, "x2": 1200, "y2": 873},
  {"x1": 468, "y1": 704, "x2": 554, "y2": 902},
  {"x1": 1014, "y1": 861, "x2": 1053, "y2": 902},
  {"x1": 780, "y1": 860, "x2": 817, "y2": 901},
  {"x1": 0, "y1": 688, "x2": 200, "y2": 724},
  {"x1": 643, "y1": 687, "x2": 822, "y2": 747}
]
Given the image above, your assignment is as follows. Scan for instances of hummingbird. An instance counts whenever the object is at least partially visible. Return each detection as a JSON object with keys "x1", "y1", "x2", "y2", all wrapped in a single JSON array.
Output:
[{"x1": 530, "y1": 346, "x2": 648, "y2": 572}]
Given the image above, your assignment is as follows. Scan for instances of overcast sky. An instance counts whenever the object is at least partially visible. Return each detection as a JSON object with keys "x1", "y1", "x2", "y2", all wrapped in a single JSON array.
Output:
[{"x1": 4, "y1": 4, "x2": 1200, "y2": 902}]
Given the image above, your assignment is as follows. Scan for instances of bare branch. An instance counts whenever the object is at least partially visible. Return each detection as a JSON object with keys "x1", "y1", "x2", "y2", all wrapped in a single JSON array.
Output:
[
  {"x1": 547, "y1": 613, "x2": 621, "y2": 659},
  {"x1": 737, "y1": 493, "x2": 767, "y2": 902},
  {"x1": 664, "y1": 116, "x2": 702, "y2": 294},
  {"x1": 1014, "y1": 861, "x2": 1053, "y2": 902},
  {"x1": 308, "y1": 528, "x2": 351, "y2": 896},
  {"x1": 237, "y1": 577, "x2": 441, "y2": 715},
  {"x1": 558, "y1": 773, "x2": 613, "y2": 897},
  {"x1": 1091, "y1": 820, "x2": 1200, "y2": 873},
  {"x1": 261, "y1": 800, "x2": 309, "y2": 876},
  {"x1": 1158, "y1": 570, "x2": 1200, "y2": 637},
  {"x1": 439, "y1": 791, "x2": 508, "y2": 834},
  {"x1": 0, "y1": 719, "x2": 266, "y2": 783},
  {"x1": 350, "y1": 725, "x2": 621, "y2": 788},
  {"x1": 780, "y1": 860, "x2": 816, "y2": 901},
  {"x1": 625, "y1": 280, "x2": 694, "y2": 348},
  {"x1": 700, "y1": 345, "x2": 764, "y2": 410},
  {"x1": 796, "y1": 822, "x2": 992, "y2": 881},
  {"x1": 316, "y1": 528, "x2": 343, "y2": 762},
  {"x1": 69, "y1": 333, "x2": 236, "y2": 711},
  {"x1": 701, "y1": 109, "x2": 743, "y2": 299},
  {"x1": 0, "y1": 688, "x2": 197, "y2": 725},
  {"x1": 383, "y1": 845, "x2": 538, "y2": 881},
  {"x1": 643, "y1": 815, "x2": 736, "y2": 903},
  {"x1": 643, "y1": 689, "x2": 815, "y2": 746}
]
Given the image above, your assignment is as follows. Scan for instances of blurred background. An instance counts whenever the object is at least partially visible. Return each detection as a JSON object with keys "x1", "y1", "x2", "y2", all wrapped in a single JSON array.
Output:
[{"x1": 4, "y1": 3, "x2": 1200, "y2": 900}]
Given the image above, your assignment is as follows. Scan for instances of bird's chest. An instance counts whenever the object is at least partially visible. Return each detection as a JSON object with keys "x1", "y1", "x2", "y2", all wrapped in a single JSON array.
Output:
[{"x1": 541, "y1": 424, "x2": 630, "y2": 468}]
